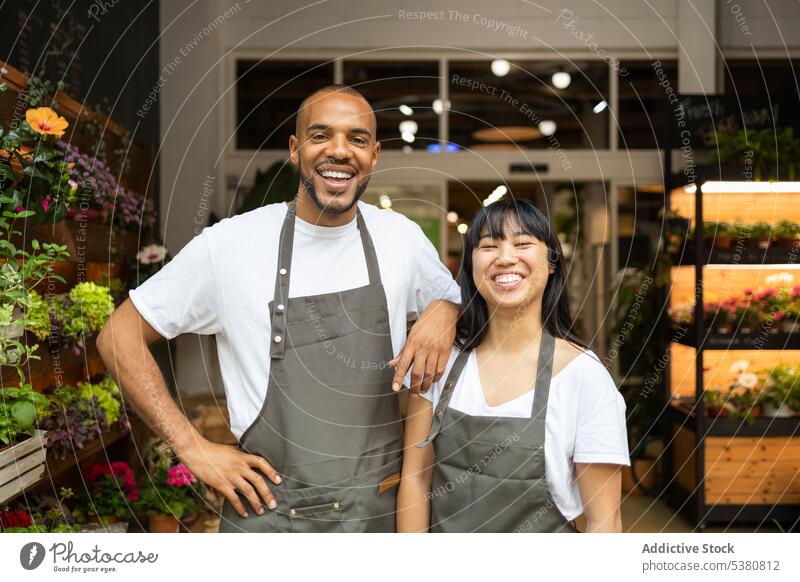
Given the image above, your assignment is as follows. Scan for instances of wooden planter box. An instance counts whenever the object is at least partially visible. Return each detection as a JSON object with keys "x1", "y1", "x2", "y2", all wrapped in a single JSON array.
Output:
[{"x1": 0, "y1": 430, "x2": 47, "y2": 504}]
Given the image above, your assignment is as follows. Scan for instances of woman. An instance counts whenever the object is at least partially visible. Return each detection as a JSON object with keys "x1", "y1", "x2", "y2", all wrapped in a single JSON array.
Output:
[{"x1": 397, "y1": 198, "x2": 629, "y2": 533}]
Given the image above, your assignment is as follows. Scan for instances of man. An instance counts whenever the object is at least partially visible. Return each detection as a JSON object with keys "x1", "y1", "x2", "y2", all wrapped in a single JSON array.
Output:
[{"x1": 97, "y1": 85, "x2": 460, "y2": 532}]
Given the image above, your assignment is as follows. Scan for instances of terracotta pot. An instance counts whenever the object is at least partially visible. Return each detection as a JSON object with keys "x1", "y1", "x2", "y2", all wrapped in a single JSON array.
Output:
[
  {"x1": 148, "y1": 513, "x2": 180, "y2": 533},
  {"x1": 716, "y1": 236, "x2": 733, "y2": 249},
  {"x1": 763, "y1": 402, "x2": 795, "y2": 417}
]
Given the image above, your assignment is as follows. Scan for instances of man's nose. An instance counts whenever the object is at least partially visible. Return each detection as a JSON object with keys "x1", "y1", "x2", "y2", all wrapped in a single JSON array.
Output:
[{"x1": 325, "y1": 133, "x2": 351, "y2": 160}]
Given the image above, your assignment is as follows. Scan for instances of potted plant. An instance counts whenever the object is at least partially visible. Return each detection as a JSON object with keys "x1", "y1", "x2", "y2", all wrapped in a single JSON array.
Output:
[
  {"x1": 706, "y1": 221, "x2": 734, "y2": 248},
  {"x1": 760, "y1": 364, "x2": 799, "y2": 417},
  {"x1": 748, "y1": 221, "x2": 772, "y2": 249},
  {"x1": 80, "y1": 461, "x2": 138, "y2": 528},
  {"x1": 0, "y1": 384, "x2": 50, "y2": 503},
  {"x1": 773, "y1": 220, "x2": 800, "y2": 248},
  {"x1": 137, "y1": 463, "x2": 206, "y2": 533},
  {"x1": 703, "y1": 387, "x2": 731, "y2": 417}
]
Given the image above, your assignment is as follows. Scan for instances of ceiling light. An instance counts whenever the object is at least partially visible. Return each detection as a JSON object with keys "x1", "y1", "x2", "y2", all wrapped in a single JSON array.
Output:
[
  {"x1": 491, "y1": 59, "x2": 510, "y2": 77},
  {"x1": 379, "y1": 194, "x2": 392, "y2": 209},
  {"x1": 402, "y1": 145, "x2": 412, "y2": 153},
  {"x1": 551, "y1": 71, "x2": 571, "y2": 89},
  {"x1": 399, "y1": 120, "x2": 418, "y2": 135},
  {"x1": 399, "y1": 104, "x2": 413, "y2": 116},
  {"x1": 593, "y1": 100, "x2": 608, "y2": 114},
  {"x1": 457, "y1": 223, "x2": 468, "y2": 234},
  {"x1": 446, "y1": 211, "x2": 459, "y2": 223},
  {"x1": 401, "y1": 131, "x2": 415, "y2": 143},
  {"x1": 432, "y1": 99, "x2": 450, "y2": 115},
  {"x1": 538, "y1": 120, "x2": 557, "y2": 136}
]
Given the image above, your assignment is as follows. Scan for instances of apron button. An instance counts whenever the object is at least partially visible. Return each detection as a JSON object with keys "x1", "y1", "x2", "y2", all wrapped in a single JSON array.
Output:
[
  {"x1": 274, "y1": 335, "x2": 283, "y2": 343},
  {"x1": 277, "y1": 304, "x2": 285, "y2": 312},
  {"x1": 332, "y1": 501, "x2": 340, "y2": 510},
  {"x1": 279, "y1": 268, "x2": 287, "y2": 275},
  {"x1": 436, "y1": 410, "x2": 443, "y2": 417},
  {"x1": 289, "y1": 509, "x2": 296, "y2": 517}
]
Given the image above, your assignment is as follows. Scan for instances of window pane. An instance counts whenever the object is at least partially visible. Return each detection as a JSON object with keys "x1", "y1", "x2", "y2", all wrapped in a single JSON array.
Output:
[
  {"x1": 236, "y1": 60, "x2": 334, "y2": 150},
  {"x1": 448, "y1": 60, "x2": 609, "y2": 151},
  {"x1": 343, "y1": 60, "x2": 439, "y2": 151},
  {"x1": 617, "y1": 60, "x2": 678, "y2": 150},
  {"x1": 723, "y1": 58, "x2": 800, "y2": 105}
]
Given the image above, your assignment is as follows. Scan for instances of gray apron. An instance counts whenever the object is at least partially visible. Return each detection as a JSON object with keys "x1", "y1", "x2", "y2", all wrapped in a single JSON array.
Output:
[
  {"x1": 418, "y1": 331, "x2": 578, "y2": 532},
  {"x1": 219, "y1": 200, "x2": 403, "y2": 532}
]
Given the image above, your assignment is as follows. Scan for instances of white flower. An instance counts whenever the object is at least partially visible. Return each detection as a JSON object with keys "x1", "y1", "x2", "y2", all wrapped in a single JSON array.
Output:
[
  {"x1": 737, "y1": 372, "x2": 758, "y2": 389},
  {"x1": 137, "y1": 244, "x2": 168, "y2": 265},
  {"x1": 765, "y1": 272, "x2": 794, "y2": 288},
  {"x1": 728, "y1": 359, "x2": 750, "y2": 374}
]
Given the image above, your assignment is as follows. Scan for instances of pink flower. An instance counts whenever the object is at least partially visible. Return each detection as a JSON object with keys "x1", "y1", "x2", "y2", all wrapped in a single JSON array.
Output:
[
  {"x1": 41, "y1": 195, "x2": 53, "y2": 213},
  {"x1": 127, "y1": 491, "x2": 139, "y2": 502},
  {"x1": 743, "y1": 288, "x2": 753, "y2": 295},
  {"x1": 167, "y1": 464, "x2": 197, "y2": 487},
  {"x1": 15, "y1": 205, "x2": 26, "y2": 212}
]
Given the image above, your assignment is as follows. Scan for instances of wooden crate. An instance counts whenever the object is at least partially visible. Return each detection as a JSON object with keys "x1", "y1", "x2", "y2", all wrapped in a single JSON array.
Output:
[{"x1": 0, "y1": 430, "x2": 47, "y2": 504}]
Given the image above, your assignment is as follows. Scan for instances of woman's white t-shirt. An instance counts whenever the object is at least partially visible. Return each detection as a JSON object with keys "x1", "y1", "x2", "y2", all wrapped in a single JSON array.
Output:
[{"x1": 420, "y1": 346, "x2": 630, "y2": 521}]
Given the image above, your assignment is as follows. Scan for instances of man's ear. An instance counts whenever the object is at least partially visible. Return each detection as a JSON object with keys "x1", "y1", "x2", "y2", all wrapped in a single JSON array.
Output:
[
  {"x1": 289, "y1": 134, "x2": 299, "y2": 165},
  {"x1": 371, "y1": 139, "x2": 381, "y2": 170}
]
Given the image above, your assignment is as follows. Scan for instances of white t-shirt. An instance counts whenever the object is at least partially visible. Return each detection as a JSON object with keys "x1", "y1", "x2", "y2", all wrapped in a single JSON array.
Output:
[
  {"x1": 129, "y1": 201, "x2": 461, "y2": 439},
  {"x1": 421, "y1": 347, "x2": 630, "y2": 521}
]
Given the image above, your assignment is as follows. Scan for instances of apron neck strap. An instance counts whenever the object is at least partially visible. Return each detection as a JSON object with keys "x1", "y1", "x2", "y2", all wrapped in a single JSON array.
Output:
[
  {"x1": 270, "y1": 199, "x2": 380, "y2": 359},
  {"x1": 529, "y1": 330, "x2": 555, "y2": 442},
  {"x1": 416, "y1": 348, "x2": 470, "y2": 447}
]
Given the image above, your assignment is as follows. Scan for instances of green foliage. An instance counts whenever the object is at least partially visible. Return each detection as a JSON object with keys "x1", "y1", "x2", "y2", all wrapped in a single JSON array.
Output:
[
  {"x1": 237, "y1": 161, "x2": 299, "y2": 214},
  {"x1": 77, "y1": 377, "x2": 121, "y2": 425},
  {"x1": 62, "y1": 282, "x2": 114, "y2": 340},
  {"x1": 0, "y1": 384, "x2": 49, "y2": 446}
]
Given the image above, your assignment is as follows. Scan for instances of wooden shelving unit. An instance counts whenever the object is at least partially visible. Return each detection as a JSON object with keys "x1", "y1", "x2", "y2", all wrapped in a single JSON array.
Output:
[{"x1": 663, "y1": 176, "x2": 800, "y2": 530}]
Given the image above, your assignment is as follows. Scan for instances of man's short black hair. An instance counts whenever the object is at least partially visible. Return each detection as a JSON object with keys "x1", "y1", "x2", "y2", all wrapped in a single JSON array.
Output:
[{"x1": 295, "y1": 84, "x2": 374, "y2": 135}]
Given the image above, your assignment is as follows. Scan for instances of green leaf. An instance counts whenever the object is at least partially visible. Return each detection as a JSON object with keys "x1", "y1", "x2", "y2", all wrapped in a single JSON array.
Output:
[{"x1": 10, "y1": 400, "x2": 36, "y2": 430}]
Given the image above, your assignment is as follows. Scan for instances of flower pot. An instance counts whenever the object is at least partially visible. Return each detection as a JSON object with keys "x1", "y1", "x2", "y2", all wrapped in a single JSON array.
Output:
[
  {"x1": 0, "y1": 430, "x2": 47, "y2": 504},
  {"x1": 148, "y1": 513, "x2": 180, "y2": 533},
  {"x1": 762, "y1": 402, "x2": 795, "y2": 417},
  {"x1": 715, "y1": 325, "x2": 732, "y2": 334},
  {"x1": 740, "y1": 326, "x2": 753, "y2": 335},
  {"x1": 706, "y1": 407, "x2": 729, "y2": 417},
  {"x1": 716, "y1": 236, "x2": 733, "y2": 249},
  {"x1": 781, "y1": 319, "x2": 797, "y2": 334}
]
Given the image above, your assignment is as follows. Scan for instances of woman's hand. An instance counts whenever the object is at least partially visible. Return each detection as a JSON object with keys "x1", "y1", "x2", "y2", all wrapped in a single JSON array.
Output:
[
  {"x1": 389, "y1": 300, "x2": 458, "y2": 393},
  {"x1": 575, "y1": 463, "x2": 624, "y2": 532},
  {"x1": 175, "y1": 437, "x2": 283, "y2": 518}
]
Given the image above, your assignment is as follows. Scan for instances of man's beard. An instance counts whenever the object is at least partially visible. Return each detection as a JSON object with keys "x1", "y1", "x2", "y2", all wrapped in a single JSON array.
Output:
[{"x1": 299, "y1": 165, "x2": 370, "y2": 215}]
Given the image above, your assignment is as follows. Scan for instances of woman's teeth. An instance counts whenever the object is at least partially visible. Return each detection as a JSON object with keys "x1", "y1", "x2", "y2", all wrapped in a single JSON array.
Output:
[{"x1": 494, "y1": 274, "x2": 522, "y2": 286}]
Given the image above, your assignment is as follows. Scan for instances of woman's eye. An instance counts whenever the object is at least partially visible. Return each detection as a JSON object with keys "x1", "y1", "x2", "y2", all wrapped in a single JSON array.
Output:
[
  {"x1": 480, "y1": 244, "x2": 497, "y2": 249},
  {"x1": 515, "y1": 242, "x2": 533, "y2": 248}
]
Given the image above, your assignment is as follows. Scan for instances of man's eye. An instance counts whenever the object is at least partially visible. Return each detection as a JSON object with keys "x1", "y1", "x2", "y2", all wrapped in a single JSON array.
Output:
[
  {"x1": 311, "y1": 134, "x2": 328, "y2": 141},
  {"x1": 352, "y1": 137, "x2": 367, "y2": 145}
]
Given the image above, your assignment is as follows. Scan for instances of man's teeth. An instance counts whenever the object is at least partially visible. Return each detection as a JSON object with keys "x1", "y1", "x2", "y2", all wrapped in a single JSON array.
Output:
[
  {"x1": 494, "y1": 274, "x2": 522, "y2": 284},
  {"x1": 319, "y1": 170, "x2": 353, "y2": 179}
]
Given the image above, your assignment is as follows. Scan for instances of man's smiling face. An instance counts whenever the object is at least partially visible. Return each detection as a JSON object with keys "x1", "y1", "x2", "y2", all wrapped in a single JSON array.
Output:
[{"x1": 289, "y1": 90, "x2": 381, "y2": 215}]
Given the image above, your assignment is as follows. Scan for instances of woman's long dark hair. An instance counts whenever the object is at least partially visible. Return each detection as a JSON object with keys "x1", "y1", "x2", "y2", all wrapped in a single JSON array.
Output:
[{"x1": 456, "y1": 197, "x2": 588, "y2": 352}]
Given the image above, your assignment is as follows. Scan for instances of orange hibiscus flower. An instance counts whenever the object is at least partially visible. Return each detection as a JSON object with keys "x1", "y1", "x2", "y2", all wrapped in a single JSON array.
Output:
[{"x1": 25, "y1": 107, "x2": 69, "y2": 138}]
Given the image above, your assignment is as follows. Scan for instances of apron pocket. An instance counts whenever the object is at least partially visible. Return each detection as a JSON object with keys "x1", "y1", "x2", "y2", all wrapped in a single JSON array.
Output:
[{"x1": 288, "y1": 499, "x2": 344, "y2": 533}]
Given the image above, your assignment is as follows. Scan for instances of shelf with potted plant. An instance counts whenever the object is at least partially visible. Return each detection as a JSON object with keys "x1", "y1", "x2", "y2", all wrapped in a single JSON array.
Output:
[
  {"x1": 663, "y1": 172, "x2": 800, "y2": 528},
  {"x1": 1, "y1": 64, "x2": 161, "y2": 513}
]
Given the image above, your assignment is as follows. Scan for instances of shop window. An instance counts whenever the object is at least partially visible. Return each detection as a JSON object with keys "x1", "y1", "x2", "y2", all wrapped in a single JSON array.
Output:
[
  {"x1": 342, "y1": 60, "x2": 439, "y2": 151},
  {"x1": 617, "y1": 60, "x2": 678, "y2": 150},
  {"x1": 236, "y1": 60, "x2": 334, "y2": 150},
  {"x1": 448, "y1": 60, "x2": 609, "y2": 151}
]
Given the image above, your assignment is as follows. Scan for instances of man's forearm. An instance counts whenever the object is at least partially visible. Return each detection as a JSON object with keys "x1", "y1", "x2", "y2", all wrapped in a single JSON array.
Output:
[{"x1": 97, "y1": 329, "x2": 202, "y2": 455}]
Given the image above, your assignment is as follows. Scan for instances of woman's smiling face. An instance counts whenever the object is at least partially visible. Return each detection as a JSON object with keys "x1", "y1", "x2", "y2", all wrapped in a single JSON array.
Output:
[{"x1": 472, "y1": 216, "x2": 554, "y2": 311}]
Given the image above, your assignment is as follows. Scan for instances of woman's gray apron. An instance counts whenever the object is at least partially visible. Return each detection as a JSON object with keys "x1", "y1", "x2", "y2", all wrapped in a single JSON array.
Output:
[
  {"x1": 418, "y1": 331, "x2": 578, "y2": 532},
  {"x1": 219, "y1": 201, "x2": 403, "y2": 532}
]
